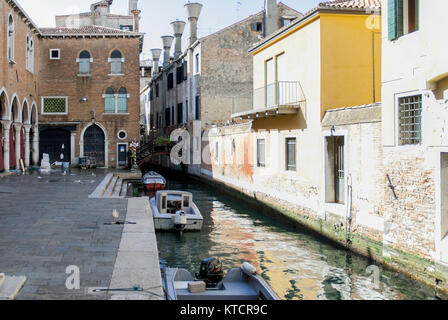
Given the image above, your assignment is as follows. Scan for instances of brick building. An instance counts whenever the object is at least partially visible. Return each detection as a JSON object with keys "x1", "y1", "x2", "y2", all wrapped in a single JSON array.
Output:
[
  {"x1": 0, "y1": 0, "x2": 143, "y2": 171},
  {"x1": 145, "y1": 0, "x2": 301, "y2": 175},
  {"x1": 0, "y1": 0, "x2": 40, "y2": 173},
  {"x1": 38, "y1": 26, "x2": 143, "y2": 168}
]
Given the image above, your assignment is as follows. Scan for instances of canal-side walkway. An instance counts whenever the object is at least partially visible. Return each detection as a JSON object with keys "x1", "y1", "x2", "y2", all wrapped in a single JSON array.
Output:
[
  {"x1": 0, "y1": 169, "x2": 148, "y2": 300},
  {"x1": 107, "y1": 198, "x2": 163, "y2": 300}
]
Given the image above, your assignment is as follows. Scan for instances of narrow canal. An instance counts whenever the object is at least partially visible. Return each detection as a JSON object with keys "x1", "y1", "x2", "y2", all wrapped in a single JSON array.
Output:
[{"x1": 154, "y1": 172, "x2": 440, "y2": 300}]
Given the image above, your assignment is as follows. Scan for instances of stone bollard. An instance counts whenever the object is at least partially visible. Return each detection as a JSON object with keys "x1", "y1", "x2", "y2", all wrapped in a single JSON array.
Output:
[{"x1": 0, "y1": 273, "x2": 5, "y2": 288}]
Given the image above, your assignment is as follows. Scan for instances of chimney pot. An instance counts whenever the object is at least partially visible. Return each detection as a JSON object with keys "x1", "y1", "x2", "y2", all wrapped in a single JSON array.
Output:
[
  {"x1": 185, "y1": 2, "x2": 203, "y2": 46},
  {"x1": 170, "y1": 20, "x2": 186, "y2": 60},
  {"x1": 151, "y1": 49, "x2": 162, "y2": 76},
  {"x1": 161, "y1": 35, "x2": 174, "y2": 67}
]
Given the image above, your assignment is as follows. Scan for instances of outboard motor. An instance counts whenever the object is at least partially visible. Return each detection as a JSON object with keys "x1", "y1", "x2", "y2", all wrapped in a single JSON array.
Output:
[
  {"x1": 196, "y1": 257, "x2": 225, "y2": 288},
  {"x1": 173, "y1": 210, "x2": 187, "y2": 234}
]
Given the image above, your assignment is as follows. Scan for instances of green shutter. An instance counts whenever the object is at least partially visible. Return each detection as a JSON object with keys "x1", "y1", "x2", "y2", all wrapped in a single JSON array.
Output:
[
  {"x1": 396, "y1": 0, "x2": 404, "y2": 37},
  {"x1": 388, "y1": 0, "x2": 404, "y2": 40}
]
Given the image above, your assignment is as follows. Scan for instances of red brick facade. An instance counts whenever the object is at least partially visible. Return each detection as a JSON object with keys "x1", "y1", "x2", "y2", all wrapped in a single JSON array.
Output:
[{"x1": 0, "y1": 0, "x2": 142, "y2": 170}]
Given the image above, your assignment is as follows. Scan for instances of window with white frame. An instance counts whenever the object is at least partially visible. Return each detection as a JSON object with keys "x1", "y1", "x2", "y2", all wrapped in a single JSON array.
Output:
[
  {"x1": 215, "y1": 141, "x2": 219, "y2": 164},
  {"x1": 78, "y1": 50, "x2": 91, "y2": 74},
  {"x1": 7, "y1": 14, "x2": 14, "y2": 62},
  {"x1": 50, "y1": 49, "x2": 60, "y2": 60},
  {"x1": 104, "y1": 87, "x2": 129, "y2": 113},
  {"x1": 195, "y1": 53, "x2": 200, "y2": 73},
  {"x1": 388, "y1": 0, "x2": 420, "y2": 40},
  {"x1": 286, "y1": 137, "x2": 296, "y2": 171},
  {"x1": 398, "y1": 94, "x2": 422, "y2": 145},
  {"x1": 42, "y1": 97, "x2": 68, "y2": 114},
  {"x1": 110, "y1": 50, "x2": 124, "y2": 74},
  {"x1": 257, "y1": 139, "x2": 266, "y2": 167},
  {"x1": 26, "y1": 35, "x2": 34, "y2": 72}
]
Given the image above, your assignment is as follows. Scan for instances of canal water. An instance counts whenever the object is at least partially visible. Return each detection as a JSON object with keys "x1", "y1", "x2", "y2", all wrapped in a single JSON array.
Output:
[{"x1": 155, "y1": 173, "x2": 440, "y2": 300}]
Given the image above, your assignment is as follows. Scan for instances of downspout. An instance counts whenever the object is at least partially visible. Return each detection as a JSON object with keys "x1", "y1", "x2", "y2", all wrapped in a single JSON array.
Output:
[{"x1": 346, "y1": 173, "x2": 353, "y2": 246}]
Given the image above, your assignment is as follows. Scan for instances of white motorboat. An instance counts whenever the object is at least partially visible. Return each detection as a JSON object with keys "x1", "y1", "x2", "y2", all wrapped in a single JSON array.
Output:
[
  {"x1": 149, "y1": 190, "x2": 203, "y2": 232},
  {"x1": 163, "y1": 258, "x2": 280, "y2": 300}
]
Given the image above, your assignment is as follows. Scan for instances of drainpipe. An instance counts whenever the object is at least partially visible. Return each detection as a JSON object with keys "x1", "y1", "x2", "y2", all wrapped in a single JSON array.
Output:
[
  {"x1": 161, "y1": 35, "x2": 174, "y2": 68},
  {"x1": 150, "y1": 49, "x2": 162, "y2": 76},
  {"x1": 185, "y1": 2, "x2": 203, "y2": 47},
  {"x1": 171, "y1": 20, "x2": 186, "y2": 60},
  {"x1": 346, "y1": 174, "x2": 353, "y2": 246}
]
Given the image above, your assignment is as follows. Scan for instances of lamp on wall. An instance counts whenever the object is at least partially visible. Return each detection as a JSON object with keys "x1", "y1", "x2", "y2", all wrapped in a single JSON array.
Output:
[
  {"x1": 80, "y1": 97, "x2": 88, "y2": 103},
  {"x1": 330, "y1": 126, "x2": 336, "y2": 137}
]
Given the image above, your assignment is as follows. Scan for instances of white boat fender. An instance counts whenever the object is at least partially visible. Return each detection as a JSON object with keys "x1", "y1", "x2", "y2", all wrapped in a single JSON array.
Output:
[{"x1": 242, "y1": 262, "x2": 258, "y2": 275}]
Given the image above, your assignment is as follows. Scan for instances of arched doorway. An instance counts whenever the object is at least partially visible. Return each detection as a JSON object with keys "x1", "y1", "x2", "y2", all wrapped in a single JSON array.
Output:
[
  {"x1": 83, "y1": 124, "x2": 105, "y2": 167},
  {"x1": 39, "y1": 128, "x2": 71, "y2": 165}
]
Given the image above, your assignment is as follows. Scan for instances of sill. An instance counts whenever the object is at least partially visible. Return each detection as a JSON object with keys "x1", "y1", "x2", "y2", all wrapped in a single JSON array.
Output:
[
  {"x1": 108, "y1": 74, "x2": 125, "y2": 77},
  {"x1": 41, "y1": 113, "x2": 68, "y2": 116},
  {"x1": 102, "y1": 112, "x2": 130, "y2": 116},
  {"x1": 78, "y1": 74, "x2": 91, "y2": 77}
]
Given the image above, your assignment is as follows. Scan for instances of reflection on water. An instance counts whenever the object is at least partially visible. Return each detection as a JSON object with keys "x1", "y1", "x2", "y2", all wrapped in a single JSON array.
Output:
[{"x1": 156, "y1": 175, "x2": 439, "y2": 300}]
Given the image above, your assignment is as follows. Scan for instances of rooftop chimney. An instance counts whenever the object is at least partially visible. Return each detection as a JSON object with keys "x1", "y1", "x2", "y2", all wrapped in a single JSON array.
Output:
[
  {"x1": 132, "y1": 9, "x2": 141, "y2": 32},
  {"x1": 265, "y1": 0, "x2": 279, "y2": 37},
  {"x1": 129, "y1": 0, "x2": 138, "y2": 15},
  {"x1": 170, "y1": 20, "x2": 186, "y2": 60},
  {"x1": 161, "y1": 35, "x2": 174, "y2": 67},
  {"x1": 151, "y1": 49, "x2": 162, "y2": 76},
  {"x1": 185, "y1": 2, "x2": 203, "y2": 46}
]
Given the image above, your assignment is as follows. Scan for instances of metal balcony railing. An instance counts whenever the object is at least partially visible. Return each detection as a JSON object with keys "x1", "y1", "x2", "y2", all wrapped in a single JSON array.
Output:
[{"x1": 232, "y1": 81, "x2": 306, "y2": 116}]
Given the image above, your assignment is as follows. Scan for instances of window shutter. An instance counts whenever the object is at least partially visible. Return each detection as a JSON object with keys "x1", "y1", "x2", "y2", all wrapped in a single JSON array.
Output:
[
  {"x1": 396, "y1": 0, "x2": 404, "y2": 37},
  {"x1": 416, "y1": 0, "x2": 420, "y2": 31},
  {"x1": 388, "y1": 0, "x2": 404, "y2": 40}
]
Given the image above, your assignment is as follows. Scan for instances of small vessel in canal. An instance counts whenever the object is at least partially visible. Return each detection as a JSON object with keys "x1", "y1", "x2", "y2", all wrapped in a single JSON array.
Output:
[
  {"x1": 163, "y1": 258, "x2": 280, "y2": 300},
  {"x1": 149, "y1": 190, "x2": 203, "y2": 232},
  {"x1": 142, "y1": 171, "x2": 166, "y2": 197}
]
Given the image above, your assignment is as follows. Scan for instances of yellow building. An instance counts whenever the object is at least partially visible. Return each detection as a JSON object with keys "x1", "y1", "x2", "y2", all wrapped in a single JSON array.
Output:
[
  {"x1": 234, "y1": 0, "x2": 382, "y2": 124},
  {"x1": 205, "y1": 0, "x2": 384, "y2": 261}
]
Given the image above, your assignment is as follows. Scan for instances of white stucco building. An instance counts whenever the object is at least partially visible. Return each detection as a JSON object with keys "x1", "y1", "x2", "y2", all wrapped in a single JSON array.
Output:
[{"x1": 382, "y1": 0, "x2": 448, "y2": 266}]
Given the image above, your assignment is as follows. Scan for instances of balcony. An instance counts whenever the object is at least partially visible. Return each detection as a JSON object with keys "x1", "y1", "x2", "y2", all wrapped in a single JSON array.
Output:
[{"x1": 232, "y1": 81, "x2": 306, "y2": 119}]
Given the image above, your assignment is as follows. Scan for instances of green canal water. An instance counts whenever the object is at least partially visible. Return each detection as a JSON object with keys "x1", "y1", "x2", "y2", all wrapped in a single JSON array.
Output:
[{"x1": 154, "y1": 174, "x2": 440, "y2": 300}]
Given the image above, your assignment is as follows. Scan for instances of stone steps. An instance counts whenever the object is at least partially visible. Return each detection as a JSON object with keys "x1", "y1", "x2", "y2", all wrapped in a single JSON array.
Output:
[{"x1": 89, "y1": 174, "x2": 127, "y2": 199}]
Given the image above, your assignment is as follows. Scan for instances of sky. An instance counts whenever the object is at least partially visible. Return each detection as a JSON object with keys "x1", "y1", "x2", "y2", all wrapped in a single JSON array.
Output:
[{"x1": 17, "y1": 0, "x2": 322, "y2": 60}]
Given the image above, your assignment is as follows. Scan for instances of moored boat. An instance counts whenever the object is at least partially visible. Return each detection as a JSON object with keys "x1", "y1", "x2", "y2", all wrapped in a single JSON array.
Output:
[
  {"x1": 142, "y1": 171, "x2": 166, "y2": 197},
  {"x1": 149, "y1": 190, "x2": 203, "y2": 232},
  {"x1": 163, "y1": 257, "x2": 280, "y2": 300}
]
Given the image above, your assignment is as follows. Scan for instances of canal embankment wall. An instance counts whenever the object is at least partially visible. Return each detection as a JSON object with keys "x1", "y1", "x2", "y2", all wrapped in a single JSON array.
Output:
[{"x1": 154, "y1": 103, "x2": 448, "y2": 295}]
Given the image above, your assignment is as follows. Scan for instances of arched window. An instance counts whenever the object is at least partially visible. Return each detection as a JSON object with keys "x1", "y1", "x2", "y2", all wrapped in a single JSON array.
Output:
[
  {"x1": 7, "y1": 14, "x2": 14, "y2": 62},
  {"x1": 104, "y1": 88, "x2": 115, "y2": 113},
  {"x1": 110, "y1": 50, "x2": 123, "y2": 74},
  {"x1": 78, "y1": 50, "x2": 91, "y2": 74},
  {"x1": 29, "y1": 38, "x2": 34, "y2": 72},
  {"x1": 26, "y1": 36, "x2": 34, "y2": 72},
  {"x1": 117, "y1": 88, "x2": 128, "y2": 113},
  {"x1": 26, "y1": 36, "x2": 30, "y2": 69}
]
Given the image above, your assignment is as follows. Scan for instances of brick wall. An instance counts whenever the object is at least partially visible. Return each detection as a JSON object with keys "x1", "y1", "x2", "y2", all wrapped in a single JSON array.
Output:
[
  {"x1": 0, "y1": 0, "x2": 40, "y2": 120},
  {"x1": 38, "y1": 36, "x2": 141, "y2": 167}
]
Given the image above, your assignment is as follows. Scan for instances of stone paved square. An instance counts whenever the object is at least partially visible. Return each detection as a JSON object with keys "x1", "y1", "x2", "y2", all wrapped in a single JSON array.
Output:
[{"x1": 0, "y1": 169, "x2": 127, "y2": 300}]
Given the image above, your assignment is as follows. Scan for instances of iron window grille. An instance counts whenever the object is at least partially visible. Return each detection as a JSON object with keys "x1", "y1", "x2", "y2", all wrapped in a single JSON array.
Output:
[
  {"x1": 42, "y1": 97, "x2": 67, "y2": 114},
  {"x1": 399, "y1": 94, "x2": 422, "y2": 145}
]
